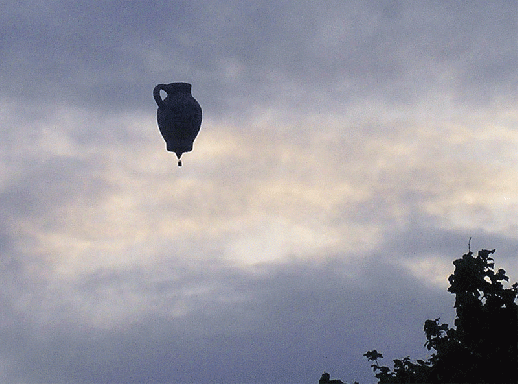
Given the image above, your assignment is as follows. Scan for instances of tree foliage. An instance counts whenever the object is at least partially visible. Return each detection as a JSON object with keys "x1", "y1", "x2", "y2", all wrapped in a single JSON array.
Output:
[{"x1": 364, "y1": 249, "x2": 518, "y2": 383}]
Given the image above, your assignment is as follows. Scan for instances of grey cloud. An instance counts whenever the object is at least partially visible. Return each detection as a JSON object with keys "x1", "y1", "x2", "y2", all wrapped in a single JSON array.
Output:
[
  {"x1": 384, "y1": 218, "x2": 518, "y2": 272},
  {"x1": 1, "y1": 257, "x2": 453, "y2": 384},
  {"x1": 1, "y1": 2, "x2": 517, "y2": 383},
  {"x1": 0, "y1": 155, "x2": 112, "y2": 223},
  {"x1": 2, "y1": 1, "x2": 515, "y2": 118}
]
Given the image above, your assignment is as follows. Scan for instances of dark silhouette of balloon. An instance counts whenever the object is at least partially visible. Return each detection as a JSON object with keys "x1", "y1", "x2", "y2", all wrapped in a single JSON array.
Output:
[{"x1": 154, "y1": 82, "x2": 202, "y2": 166}]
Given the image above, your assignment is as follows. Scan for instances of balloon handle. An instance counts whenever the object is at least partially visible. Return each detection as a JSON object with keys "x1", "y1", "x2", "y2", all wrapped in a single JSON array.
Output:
[{"x1": 178, "y1": 159, "x2": 182, "y2": 166}]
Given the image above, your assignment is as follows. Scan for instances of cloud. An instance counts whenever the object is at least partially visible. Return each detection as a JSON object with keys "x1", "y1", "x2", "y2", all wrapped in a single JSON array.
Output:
[
  {"x1": 1, "y1": 255, "x2": 455, "y2": 384},
  {"x1": 3, "y1": 1, "x2": 516, "y2": 115},
  {"x1": 1, "y1": 1, "x2": 517, "y2": 383}
]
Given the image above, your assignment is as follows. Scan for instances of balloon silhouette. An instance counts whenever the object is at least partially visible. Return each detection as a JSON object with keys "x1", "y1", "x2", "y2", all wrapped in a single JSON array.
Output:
[{"x1": 154, "y1": 82, "x2": 202, "y2": 166}]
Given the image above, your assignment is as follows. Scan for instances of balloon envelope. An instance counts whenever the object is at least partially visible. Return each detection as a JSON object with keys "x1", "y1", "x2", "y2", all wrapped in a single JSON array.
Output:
[{"x1": 154, "y1": 82, "x2": 202, "y2": 164}]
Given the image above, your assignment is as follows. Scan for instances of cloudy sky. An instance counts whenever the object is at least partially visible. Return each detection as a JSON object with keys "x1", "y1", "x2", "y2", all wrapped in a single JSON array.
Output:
[{"x1": 1, "y1": 1, "x2": 517, "y2": 383}]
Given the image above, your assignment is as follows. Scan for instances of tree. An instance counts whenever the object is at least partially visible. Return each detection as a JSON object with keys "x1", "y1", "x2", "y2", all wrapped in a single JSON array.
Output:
[{"x1": 364, "y1": 249, "x2": 518, "y2": 383}]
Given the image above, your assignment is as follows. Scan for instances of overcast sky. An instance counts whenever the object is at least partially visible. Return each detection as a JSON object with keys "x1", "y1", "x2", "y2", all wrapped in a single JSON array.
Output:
[{"x1": 1, "y1": 1, "x2": 517, "y2": 383}]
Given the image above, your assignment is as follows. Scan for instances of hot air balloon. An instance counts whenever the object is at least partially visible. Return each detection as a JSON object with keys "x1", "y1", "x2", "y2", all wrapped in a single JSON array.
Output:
[{"x1": 154, "y1": 82, "x2": 202, "y2": 166}]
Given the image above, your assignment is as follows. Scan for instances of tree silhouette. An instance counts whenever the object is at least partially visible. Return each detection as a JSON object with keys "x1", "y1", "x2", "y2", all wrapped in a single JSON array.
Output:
[{"x1": 364, "y1": 249, "x2": 518, "y2": 383}]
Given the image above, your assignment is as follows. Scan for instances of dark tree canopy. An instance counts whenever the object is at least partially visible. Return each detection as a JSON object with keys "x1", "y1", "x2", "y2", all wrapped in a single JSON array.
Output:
[{"x1": 364, "y1": 249, "x2": 518, "y2": 383}]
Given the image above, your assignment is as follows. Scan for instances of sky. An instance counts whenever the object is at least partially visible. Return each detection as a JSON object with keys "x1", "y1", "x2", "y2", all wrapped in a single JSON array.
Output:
[{"x1": 1, "y1": 1, "x2": 517, "y2": 383}]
